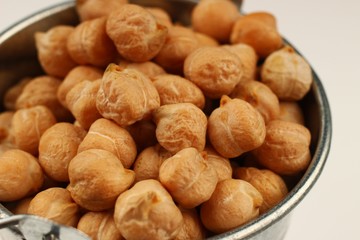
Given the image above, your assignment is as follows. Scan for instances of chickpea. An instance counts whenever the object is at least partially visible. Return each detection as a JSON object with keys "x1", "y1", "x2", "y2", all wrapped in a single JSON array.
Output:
[
  {"x1": 253, "y1": 120, "x2": 311, "y2": 175},
  {"x1": 11, "y1": 106, "x2": 57, "y2": 155},
  {"x1": 76, "y1": 0, "x2": 128, "y2": 21},
  {"x1": 152, "y1": 74, "x2": 205, "y2": 109},
  {"x1": 278, "y1": 101, "x2": 305, "y2": 125},
  {"x1": 183, "y1": 46, "x2": 243, "y2": 98},
  {"x1": 68, "y1": 149, "x2": 135, "y2": 211},
  {"x1": 114, "y1": 179, "x2": 183, "y2": 240},
  {"x1": 0, "y1": 111, "x2": 14, "y2": 141},
  {"x1": 230, "y1": 12, "x2": 283, "y2": 58},
  {"x1": 154, "y1": 25, "x2": 200, "y2": 73},
  {"x1": 126, "y1": 120, "x2": 158, "y2": 152},
  {"x1": 35, "y1": 26, "x2": 77, "y2": 78},
  {"x1": 234, "y1": 167, "x2": 288, "y2": 213},
  {"x1": 159, "y1": 147, "x2": 218, "y2": 208},
  {"x1": 27, "y1": 187, "x2": 79, "y2": 227},
  {"x1": 194, "y1": 32, "x2": 219, "y2": 47},
  {"x1": 191, "y1": 0, "x2": 240, "y2": 42},
  {"x1": 230, "y1": 80, "x2": 280, "y2": 123},
  {"x1": 106, "y1": 4, "x2": 168, "y2": 62},
  {"x1": 174, "y1": 208, "x2": 205, "y2": 240},
  {"x1": 96, "y1": 64, "x2": 160, "y2": 127},
  {"x1": 3, "y1": 77, "x2": 31, "y2": 111},
  {"x1": 261, "y1": 46, "x2": 313, "y2": 100},
  {"x1": 118, "y1": 60, "x2": 166, "y2": 79},
  {"x1": 153, "y1": 103, "x2": 207, "y2": 153},
  {"x1": 67, "y1": 17, "x2": 117, "y2": 67},
  {"x1": 38, "y1": 123, "x2": 86, "y2": 182},
  {"x1": 0, "y1": 149, "x2": 43, "y2": 202},
  {"x1": 57, "y1": 65, "x2": 103, "y2": 108},
  {"x1": 77, "y1": 211, "x2": 124, "y2": 240},
  {"x1": 15, "y1": 75, "x2": 72, "y2": 121},
  {"x1": 205, "y1": 146, "x2": 232, "y2": 182},
  {"x1": 208, "y1": 95, "x2": 266, "y2": 158},
  {"x1": 200, "y1": 179, "x2": 263, "y2": 234},
  {"x1": 133, "y1": 144, "x2": 172, "y2": 182},
  {"x1": 66, "y1": 80, "x2": 102, "y2": 130},
  {"x1": 146, "y1": 7, "x2": 173, "y2": 28},
  {"x1": 78, "y1": 118, "x2": 137, "y2": 168}
]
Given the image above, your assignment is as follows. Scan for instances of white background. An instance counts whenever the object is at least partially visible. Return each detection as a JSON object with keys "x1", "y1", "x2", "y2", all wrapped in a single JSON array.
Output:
[{"x1": 1, "y1": 0, "x2": 360, "y2": 240}]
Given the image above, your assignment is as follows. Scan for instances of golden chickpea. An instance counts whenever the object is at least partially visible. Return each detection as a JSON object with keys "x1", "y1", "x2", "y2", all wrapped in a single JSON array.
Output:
[
  {"x1": 146, "y1": 7, "x2": 173, "y2": 28},
  {"x1": 191, "y1": 0, "x2": 240, "y2": 42},
  {"x1": 57, "y1": 65, "x2": 103, "y2": 108},
  {"x1": 133, "y1": 144, "x2": 172, "y2": 182},
  {"x1": 11, "y1": 106, "x2": 57, "y2": 155},
  {"x1": 76, "y1": 0, "x2": 128, "y2": 21},
  {"x1": 3, "y1": 77, "x2": 31, "y2": 111},
  {"x1": 234, "y1": 167, "x2": 288, "y2": 213},
  {"x1": 159, "y1": 147, "x2": 218, "y2": 208},
  {"x1": 68, "y1": 149, "x2": 135, "y2": 211},
  {"x1": 205, "y1": 146, "x2": 232, "y2": 182},
  {"x1": 261, "y1": 46, "x2": 313, "y2": 100},
  {"x1": 0, "y1": 149, "x2": 43, "y2": 202},
  {"x1": 194, "y1": 32, "x2": 219, "y2": 47},
  {"x1": 27, "y1": 187, "x2": 79, "y2": 227},
  {"x1": 184, "y1": 47, "x2": 243, "y2": 98},
  {"x1": 153, "y1": 103, "x2": 207, "y2": 153},
  {"x1": 230, "y1": 12, "x2": 283, "y2": 58},
  {"x1": 278, "y1": 101, "x2": 305, "y2": 125},
  {"x1": 15, "y1": 75, "x2": 72, "y2": 121},
  {"x1": 67, "y1": 17, "x2": 117, "y2": 67},
  {"x1": 208, "y1": 96, "x2": 266, "y2": 158},
  {"x1": 78, "y1": 118, "x2": 137, "y2": 168},
  {"x1": 106, "y1": 4, "x2": 168, "y2": 62},
  {"x1": 96, "y1": 64, "x2": 160, "y2": 127},
  {"x1": 253, "y1": 120, "x2": 311, "y2": 175},
  {"x1": 230, "y1": 80, "x2": 280, "y2": 123},
  {"x1": 35, "y1": 26, "x2": 77, "y2": 78},
  {"x1": 0, "y1": 111, "x2": 14, "y2": 141},
  {"x1": 126, "y1": 120, "x2": 158, "y2": 152},
  {"x1": 66, "y1": 80, "x2": 102, "y2": 130},
  {"x1": 154, "y1": 25, "x2": 200, "y2": 73},
  {"x1": 77, "y1": 211, "x2": 124, "y2": 240},
  {"x1": 152, "y1": 74, "x2": 205, "y2": 108},
  {"x1": 200, "y1": 179, "x2": 263, "y2": 234},
  {"x1": 114, "y1": 179, "x2": 183, "y2": 240},
  {"x1": 38, "y1": 123, "x2": 86, "y2": 182},
  {"x1": 118, "y1": 60, "x2": 166, "y2": 79},
  {"x1": 174, "y1": 208, "x2": 205, "y2": 240}
]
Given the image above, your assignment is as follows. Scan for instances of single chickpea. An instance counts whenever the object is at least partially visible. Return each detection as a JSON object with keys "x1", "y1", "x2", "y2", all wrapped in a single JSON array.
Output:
[
  {"x1": 118, "y1": 60, "x2": 166, "y2": 79},
  {"x1": 0, "y1": 149, "x2": 44, "y2": 202},
  {"x1": 76, "y1": 0, "x2": 128, "y2": 21},
  {"x1": 253, "y1": 120, "x2": 311, "y2": 175},
  {"x1": 77, "y1": 211, "x2": 124, "y2": 240},
  {"x1": 152, "y1": 74, "x2": 205, "y2": 109},
  {"x1": 174, "y1": 207, "x2": 205, "y2": 240},
  {"x1": 183, "y1": 46, "x2": 243, "y2": 98},
  {"x1": 66, "y1": 80, "x2": 102, "y2": 130},
  {"x1": 234, "y1": 167, "x2": 288, "y2": 213},
  {"x1": 126, "y1": 120, "x2": 158, "y2": 152},
  {"x1": 208, "y1": 96, "x2": 266, "y2": 158},
  {"x1": 57, "y1": 65, "x2": 103, "y2": 108},
  {"x1": 0, "y1": 111, "x2": 14, "y2": 141},
  {"x1": 278, "y1": 101, "x2": 305, "y2": 125},
  {"x1": 200, "y1": 179, "x2": 263, "y2": 234},
  {"x1": 194, "y1": 32, "x2": 219, "y2": 47},
  {"x1": 154, "y1": 25, "x2": 200, "y2": 73},
  {"x1": 106, "y1": 4, "x2": 168, "y2": 62},
  {"x1": 159, "y1": 147, "x2": 218, "y2": 208},
  {"x1": 230, "y1": 12, "x2": 283, "y2": 58},
  {"x1": 77, "y1": 118, "x2": 137, "y2": 168},
  {"x1": 38, "y1": 123, "x2": 86, "y2": 182},
  {"x1": 15, "y1": 75, "x2": 72, "y2": 122},
  {"x1": 68, "y1": 149, "x2": 135, "y2": 211},
  {"x1": 11, "y1": 106, "x2": 57, "y2": 155},
  {"x1": 67, "y1": 17, "x2": 117, "y2": 67},
  {"x1": 3, "y1": 77, "x2": 31, "y2": 111},
  {"x1": 261, "y1": 46, "x2": 313, "y2": 100},
  {"x1": 230, "y1": 80, "x2": 280, "y2": 123},
  {"x1": 27, "y1": 187, "x2": 79, "y2": 227},
  {"x1": 146, "y1": 7, "x2": 173, "y2": 28},
  {"x1": 205, "y1": 146, "x2": 232, "y2": 182},
  {"x1": 35, "y1": 26, "x2": 77, "y2": 78},
  {"x1": 96, "y1": 64, "x2": 160, "y2": 127},
  {"x1": 153, "y1": 103, "x2": 207, "y2": 153},
  {"x1": 133, "y1": 144, "x2": 172, "y2": 182},
  {"x1": 114, "y1": 179, "x2": 183, "y2": 240},
  {"x1": 191, "y1": 0, "x2": 240, "y2": 42}
]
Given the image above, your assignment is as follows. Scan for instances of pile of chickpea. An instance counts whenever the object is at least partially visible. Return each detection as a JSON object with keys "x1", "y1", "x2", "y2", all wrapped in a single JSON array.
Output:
[{"x1": 0, "y1": 0, "x2": 314, "y2": 239}]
